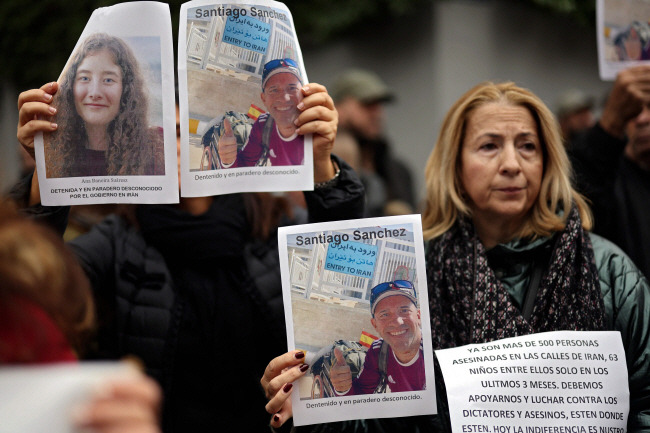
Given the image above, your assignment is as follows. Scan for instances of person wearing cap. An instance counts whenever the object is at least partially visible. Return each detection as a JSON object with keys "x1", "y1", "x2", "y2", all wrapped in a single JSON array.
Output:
[
  {"x1": 218, "y1": 58, "x2": 306, "y2": 167},
  {"x1": 329, "y1": 280, "x2": 425, "y2": 396},
  {"x1": 331, "y1": 69, "x2": 416, "y2": 216},
  {"x1": 555, "y1": 88, "x2": 595, "y2": 144}
]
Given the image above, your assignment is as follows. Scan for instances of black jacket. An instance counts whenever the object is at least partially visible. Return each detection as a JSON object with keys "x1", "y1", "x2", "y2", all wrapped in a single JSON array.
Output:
[
  {"x1": 569, "y1": 123, "x2": 650, "y2": 280},
  {"x1": 12, "y1": 156, "x2": 365, "y2": 432}
]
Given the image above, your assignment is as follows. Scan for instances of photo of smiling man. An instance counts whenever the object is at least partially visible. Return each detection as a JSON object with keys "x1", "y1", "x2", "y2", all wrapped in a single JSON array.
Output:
[
  {"x1": 330, "y1": 280, "x2": 425, "y2": 396},
  {"x1": 217, "y1": 58, "x2": 305, "y2": 167},
  {"x1": 277, "y1": 215, "x2": 436, "y2": 424}
]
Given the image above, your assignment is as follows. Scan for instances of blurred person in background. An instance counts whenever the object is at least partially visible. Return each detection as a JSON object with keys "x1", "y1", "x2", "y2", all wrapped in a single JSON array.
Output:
[
  {"x1": 332, "y1": 68, "x2": 416, "y2": 216},
  {"x1": 555, "y1": 88, "x2": 595, "y2": 146},
  {"x1": 570, "y1": 64, "x2": 650, "y2": 280},
  {"x1": 0, "y1": 202, "x2": 162, "y2": 433}
]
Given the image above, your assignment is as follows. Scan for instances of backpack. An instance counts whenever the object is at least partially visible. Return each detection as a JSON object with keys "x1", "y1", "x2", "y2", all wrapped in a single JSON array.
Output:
[
  {"x1": 310, "y1": 339, "x2": 389, "y2": 398},
  {"x1": 201, "y1": 111, "x2": 275, "y2": 168}
]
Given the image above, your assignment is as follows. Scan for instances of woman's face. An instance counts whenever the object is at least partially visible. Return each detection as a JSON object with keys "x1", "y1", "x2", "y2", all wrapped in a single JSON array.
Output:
[
  {"x1": 73, "y1": 49, "x2": 123, "y2": 128},
  {"x1": 459, "y1": 102, "x2": 543, "y2": 232}
]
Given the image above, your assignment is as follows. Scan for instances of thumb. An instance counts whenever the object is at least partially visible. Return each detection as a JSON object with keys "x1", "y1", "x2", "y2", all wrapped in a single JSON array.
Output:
[
  {"x1": 333, "y1": 347, "x2": 346, "y2": 366},
  {"x1": 223, "y1": 117, "x2": 234, "y2": 136}
]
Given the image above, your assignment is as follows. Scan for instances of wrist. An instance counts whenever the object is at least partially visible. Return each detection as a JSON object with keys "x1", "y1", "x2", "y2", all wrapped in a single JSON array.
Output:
[
  {"x1": 599, "y1": 113, "x2": 626, "y2": 139},
  {"x1": 314, "y1": 154, "x2": 336, "y2": 182},
  {"x1": 314, "y1": 157, "x2": 340, "y2": 189}
]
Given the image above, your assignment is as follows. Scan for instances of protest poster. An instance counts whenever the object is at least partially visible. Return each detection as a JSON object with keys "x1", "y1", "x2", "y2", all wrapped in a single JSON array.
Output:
[
  {"x1": 597, "y1": 0, "x2": 650, "y2": 80},
  {"x1": 278, "y1": 215, "x2": 437, "y2": 426},
  {"x1": 33, "y1": 1, "x2": 178, "y2": 206},
  {"x1": 0, "y1": 362, "x2": 137, "y2": 433},
  {"x1": 436, "y1": 331, "x2": 629, "y2": 433},
  {"x1": 178, "y1": 0, "x2": 313, "y2": 197}
]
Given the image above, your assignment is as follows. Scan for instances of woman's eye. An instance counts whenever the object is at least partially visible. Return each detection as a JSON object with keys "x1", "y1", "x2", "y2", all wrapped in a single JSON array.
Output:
[{"x1": 480, "y1": 143, "x2": 497, "y2": 151}]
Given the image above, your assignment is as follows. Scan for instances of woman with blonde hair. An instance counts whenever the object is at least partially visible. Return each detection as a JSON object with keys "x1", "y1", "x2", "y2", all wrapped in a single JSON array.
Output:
[
  {"x1": 261, "y1": 82, "x2": 650, "y2": 432},
  {"x1": 45, "y1": 33, "x2": 164, "y2": 178}
]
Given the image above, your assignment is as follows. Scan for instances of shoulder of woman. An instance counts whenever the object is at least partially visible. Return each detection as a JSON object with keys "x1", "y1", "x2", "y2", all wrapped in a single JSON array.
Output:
[
  {"x1": 589, "y1": 232, "x2": 648, "y2": 305},
  {"x1": 590, "y1": 233, "x2": 638, "y2": 274}
]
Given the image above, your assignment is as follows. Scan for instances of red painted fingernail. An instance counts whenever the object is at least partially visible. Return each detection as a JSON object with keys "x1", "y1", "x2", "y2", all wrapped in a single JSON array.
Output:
[
  {"x1": 283, "y1": 383, "x2": 293, "y2": 393},
  {"x1": 300, "y1": 364, "x2": 309, "y2": 372},
  {"x1": 294, "y1": 351, "x2": 305, "y2": 359}
]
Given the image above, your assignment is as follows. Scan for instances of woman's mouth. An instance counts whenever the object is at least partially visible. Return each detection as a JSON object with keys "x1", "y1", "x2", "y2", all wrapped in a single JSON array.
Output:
[{"x1": 497, "y1": 187, "x2": 523, "y2": 193}]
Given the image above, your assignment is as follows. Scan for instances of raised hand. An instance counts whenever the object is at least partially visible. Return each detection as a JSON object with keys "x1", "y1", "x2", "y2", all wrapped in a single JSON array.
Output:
[
  {"x1": 217, "y1": 117, "x2": 238, "y2": 166},
  {"x1": 329, "y1": 347, "x2": 353, "y2": 394},
  {"x1": 600, "y1": 65, "x2": 650, "y2": 137},
  {"x1": 17, "y1": 82, "x2": 59, "y2": 158}
]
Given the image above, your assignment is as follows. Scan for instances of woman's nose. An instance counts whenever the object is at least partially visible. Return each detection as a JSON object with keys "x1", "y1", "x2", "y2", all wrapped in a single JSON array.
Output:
[
  {"x1": 88, "y1": 80, "x2": 101, "y2": 99},
  {"x1": 499, "y1": 144, "x2": 521, "y2": 175}
]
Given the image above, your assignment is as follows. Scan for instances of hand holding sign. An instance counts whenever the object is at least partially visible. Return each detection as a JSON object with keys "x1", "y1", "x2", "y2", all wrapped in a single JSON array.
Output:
[
  {"x1": 217, "y1": 117, "x2": 238, "y2": 166},
  {"x1": 330, "y1": 347, "x2": 353, "y2": 394}
]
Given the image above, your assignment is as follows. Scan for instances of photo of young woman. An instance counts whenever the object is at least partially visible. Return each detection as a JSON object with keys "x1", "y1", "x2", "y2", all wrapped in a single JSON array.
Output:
[{"x1": 44, "y1": 33, "x2": 165, "y2": 178}]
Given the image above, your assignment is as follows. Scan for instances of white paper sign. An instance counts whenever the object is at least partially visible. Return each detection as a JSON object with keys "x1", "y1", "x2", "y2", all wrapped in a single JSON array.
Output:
[
  {"x1": 597, "y1": 0, "x2": 650, "y2": 80},
  {"x1": 436, "y1": 331, "x2": 629, "y2": 433},
  {"x1": 278, "y1": 215, "x2": 437, "y2": 426},
  {"x1": 0, "y1": 362, "x2": 136, "y2": 433},
  {"x1": 178, "y1": 0, "x2": 313, "y2": 197},
  {"x1": 34, "y1": 1, "x2": 179, "y2": 205}
]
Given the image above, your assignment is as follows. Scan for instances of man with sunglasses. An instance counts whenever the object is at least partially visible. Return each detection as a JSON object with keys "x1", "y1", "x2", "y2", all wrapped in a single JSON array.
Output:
[
  {"x1": 330, "y1": 280, "x2": 425, "y2": 395},
  {"x1": 218, "y1": 58, "x2": 305, "y2": 167}
]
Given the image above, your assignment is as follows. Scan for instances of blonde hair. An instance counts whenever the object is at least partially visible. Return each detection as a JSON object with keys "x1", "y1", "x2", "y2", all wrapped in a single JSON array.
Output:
[{"x1": 422, "y1": 82, "x2": 591, "y2": 241}]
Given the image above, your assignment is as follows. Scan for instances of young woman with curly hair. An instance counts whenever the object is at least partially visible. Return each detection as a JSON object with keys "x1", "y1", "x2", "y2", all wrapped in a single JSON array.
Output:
[{"x1": 45, "y1": 33, "x2": 164, "y2": 178}]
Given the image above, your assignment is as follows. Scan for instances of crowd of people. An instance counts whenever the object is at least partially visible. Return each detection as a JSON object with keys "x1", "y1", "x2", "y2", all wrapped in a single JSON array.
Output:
[{"x1": 3, "y1": 29, "x2": 650, "y2": 433}]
